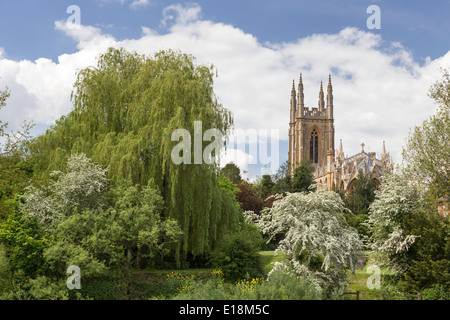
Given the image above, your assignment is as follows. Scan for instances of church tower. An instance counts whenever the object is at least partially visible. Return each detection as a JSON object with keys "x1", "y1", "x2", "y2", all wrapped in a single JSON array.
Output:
[{"x1": 288, "y1": 74, "x2": 335, "y2": 185}]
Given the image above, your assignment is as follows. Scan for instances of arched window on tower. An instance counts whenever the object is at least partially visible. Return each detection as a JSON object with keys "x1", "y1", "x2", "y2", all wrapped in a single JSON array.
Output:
[{"x1": 310, "y1": 128, "x2": 319, "y2": 164}]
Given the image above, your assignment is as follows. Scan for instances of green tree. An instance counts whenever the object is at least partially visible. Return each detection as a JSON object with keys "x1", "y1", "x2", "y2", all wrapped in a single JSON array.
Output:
[
  {"x1": 272, "y1": 161, "x2": 293, "y2": 194},
  {"x1": 217, "y1": 174, "x2": 240, "y2": 211},
  {"x1": 0, "y1": 86, "x2": 10, "y2": 137},
  {"x1": 209, "y1": 223, "x2": 264, "y2": 283},
  {"x1": 347, "y1": 170, "x2": 376, "y2": 215},
  {"x1": 399, "y1": 208, "x2": 450, "y2": 293},
  {"x1": 402, "y1": 68, "x2": 450, "y2": 204},
  {"x1": 220, "y1": 162, "x2": 242, "y2": 184},
  {"x1": 28, "y1": 48, "x2": 239, "y2": 262},
  {"x1": 256, "y1": 174, "x2": 275, "y2": 200},
  {"x1": 343, "y1": 170, "x2": 376, "y2": 239},
  {"x1": 292, "y1": 159, "x2": 316, "y2": 193},
  {"x1": 0, "y1": 198, "x2": 49, "y2": 279},
  {"x1": 0, "y1": 87, "x2": 35, "y2": 217}
]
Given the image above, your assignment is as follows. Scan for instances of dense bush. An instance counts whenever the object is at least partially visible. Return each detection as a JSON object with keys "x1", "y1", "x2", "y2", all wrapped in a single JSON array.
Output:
[
  {"x1": 76, "y1": 278, "x2": 119, "y2": 300},
  {"x1": 422, "y1": 284, "x2": 450, "y2": 300},
  {"x1": 209, "y1": 224, "x2": 264, "y2": 283}
]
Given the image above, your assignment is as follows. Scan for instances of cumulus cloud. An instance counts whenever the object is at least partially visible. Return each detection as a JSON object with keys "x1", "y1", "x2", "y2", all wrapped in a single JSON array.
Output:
[
  {"x1": 0, "y1": 2, "x2": 448, "y2": 179},
  {"x1": 129, "y1": 0, "x2": 151, "y2": 9},
  {"x1": 96, "y1": 0, "x2": 152, "y2": 9},
  {"x1": 161, "y1": 3, "x2": 202, "y2": 27}
]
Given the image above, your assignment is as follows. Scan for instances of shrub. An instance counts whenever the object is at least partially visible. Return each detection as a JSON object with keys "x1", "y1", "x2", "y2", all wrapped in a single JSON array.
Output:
[
  {"x1": 254, "y1": 266, "x2": 323, "y2": 300},
  {"x1": 173, "y1": 271, "x2": 228, "y2": 300},
  {"x1": 422, "y1": 284, "x2": 450, "y2": 300},
  {"x1": 76, "y1": 278, "x2": 119, "y2": 300},
  {"x1": 209, "y1": 224, "x2": 264, "y2": 283}
]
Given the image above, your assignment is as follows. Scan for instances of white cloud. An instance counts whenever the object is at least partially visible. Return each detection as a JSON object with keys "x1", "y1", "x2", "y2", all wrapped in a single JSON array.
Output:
[
  {"x1": 161, "y1": 3, "x2": 202, "y2": 27},
  {"x1": 97, "y1": 0, "x2": 153, "y2": 9},
  {"x1": 0, "y1": 3, "x2": 448, "y2": 179},
  {"x1": 129, "y1": 0, "x2": 151, "y2": 9}
]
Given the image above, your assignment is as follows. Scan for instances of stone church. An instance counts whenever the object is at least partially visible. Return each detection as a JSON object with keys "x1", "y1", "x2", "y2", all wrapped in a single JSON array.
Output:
[{"x1": 288, "y1": 74, "x2": 393, "y2": 193}]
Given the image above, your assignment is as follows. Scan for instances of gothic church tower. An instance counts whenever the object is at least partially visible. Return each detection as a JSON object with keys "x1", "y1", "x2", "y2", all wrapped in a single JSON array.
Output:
[
  {"x1": 288, "y1": 74, "x2": 393, "y2": 193},
  {"x1": 288, "y1": 74, "x2": 335, "y2": 189}
]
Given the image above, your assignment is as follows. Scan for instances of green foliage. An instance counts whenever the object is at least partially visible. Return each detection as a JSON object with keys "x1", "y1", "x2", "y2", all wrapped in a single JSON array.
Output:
[
  {"x1": 173, "y1": 272, "x2": 228, "y2": 300},
  {"x1": 422, "y1": 284, "x2": 450, "y2": 300},
  {"x1": 0, "y1": 86, "x2": 10, "y2": 137},
  {"x1": 217, "y1": 174, "x2": 240, "y2": 210},
  {"x1": 26, "y1": 276, "x2": 70, "y2": 300},
  {"x1": 271, "y1": 161, "x2": 293, "y2": 195},
  {"x1": 209, "y1": 224, "x2": 264, "y2": 283},
  {"x1": 28, "y1": 48, "x2": 239, "y2": 260},
  {"x1": 0, "y1": 244, "x2": 11, "y2": 295},
  {"x1": 0, "y1": 274, "x2": 70, "y2": 300},
  {"x1": 257, "y1": 175, "x2": 275, "y2": 200},
  {"x1": 0, "y1": 199, "x2": 49, "y2": 278},
  {"x1": 292, "y1": 159, "x2": 316, "y2": 193},
  {"x1": 255, "y1": 266, "x2": 323, "y2": 300},
  {"x1": 100, "y1": 183, "x2": 183, "y2": 270},
  {"x1": 347, "y1": 170, "x2": 376, "y2": 215},
  {"x1": 220, "y1": 162, "x2": 242, "y2": 184},
  {"x1": 132, "y1": 275, "x2": 189, "y2": 300},
  {"x1": 398, "y1": 209, "x2": 450, "y2": 293},
  {"x1": 43, "y1": 185, "x2": 183, "y2": 278},
  {"x1": 76, "y1": 278, "x2": 119, "y2": 300},
  {"x1": 402, "y1": 68, "x2": 450, "y2": 204},
  {"x1": 342, "y1": 212, "x2": 370, "y2": 240},
  {"x1": 0, "y1": 86, "x2": 35, "y2": 217}
]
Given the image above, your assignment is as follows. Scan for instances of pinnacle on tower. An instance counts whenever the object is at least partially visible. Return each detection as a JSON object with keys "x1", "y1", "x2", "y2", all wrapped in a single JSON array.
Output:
[
  {"x1": 318, "y1": 81, "x2": 325, "y2": 111},
  {"x1": 297, "y1": 73, "x2": 304, "y2": 115},
  {"x1": 327, "y1": 74, "x2": 334, "y2": 118},
  {"x1": 290, "y1": 79, "x2": 297, "y2": 122}
]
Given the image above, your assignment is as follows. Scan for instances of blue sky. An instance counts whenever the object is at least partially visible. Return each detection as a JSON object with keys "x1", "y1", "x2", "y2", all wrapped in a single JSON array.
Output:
[
  {"x1": 0, "y1": 0, "x2": 449, "y2": 179},
  {"x1": 1, "y1": 0, "x2": 448, "y2": 62}
]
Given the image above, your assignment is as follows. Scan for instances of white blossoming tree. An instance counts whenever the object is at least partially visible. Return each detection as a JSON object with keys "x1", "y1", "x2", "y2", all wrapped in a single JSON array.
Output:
[
  {"x1": 24, "y1": 153, "x2": 109, "y2": 226},
  {"x1": 246, "y1": 190, "x2": 363, "y2": 296},
  {"x1": 366, "y1": 172, "x2": 420, "y2": 278}
]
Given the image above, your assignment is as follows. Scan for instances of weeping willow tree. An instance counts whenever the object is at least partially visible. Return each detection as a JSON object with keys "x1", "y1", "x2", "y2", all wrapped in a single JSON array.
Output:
[{"x1": 29, "y1": 48, "x2": 239, "y2": 262}]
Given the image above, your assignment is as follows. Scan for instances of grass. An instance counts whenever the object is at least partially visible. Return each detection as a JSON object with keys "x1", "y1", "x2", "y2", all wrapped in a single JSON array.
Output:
[
  {"x1": 259, "y1": 250, "x2": 285, "y2": 275},
  {"x1": 345, "y1": 267, "x2": 385, "y2": 300}
]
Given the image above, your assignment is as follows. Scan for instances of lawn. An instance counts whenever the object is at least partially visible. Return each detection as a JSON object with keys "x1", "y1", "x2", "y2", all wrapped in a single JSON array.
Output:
[
  {"x1": 345, "y1": 267, "x2": 385, "y2": 300},
  {"x1": 259, "y1": 250, "x2": 285, "y2": 274}
]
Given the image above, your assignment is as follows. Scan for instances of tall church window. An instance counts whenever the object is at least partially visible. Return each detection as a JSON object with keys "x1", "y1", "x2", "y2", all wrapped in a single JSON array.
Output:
[{"x1": 310, "y1": 128, "x2": 319, "y2": 164}]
